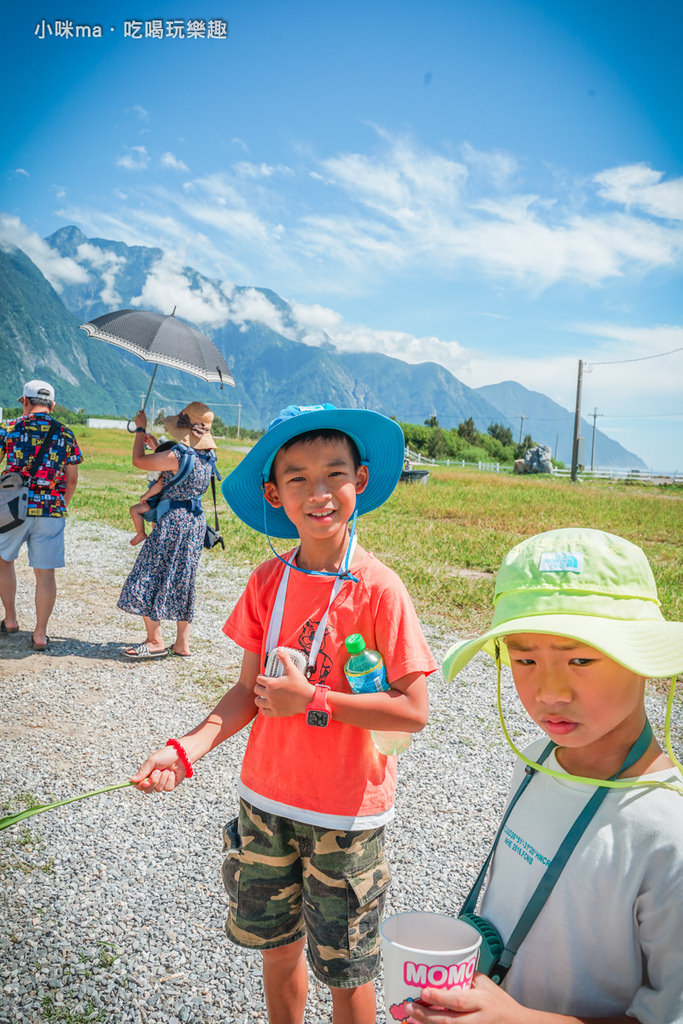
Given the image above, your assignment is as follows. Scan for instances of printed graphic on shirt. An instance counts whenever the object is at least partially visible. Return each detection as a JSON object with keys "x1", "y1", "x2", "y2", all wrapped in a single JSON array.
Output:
[
  {"x1": 297, "y1": 618, "x2": 334, "y2": 683},
  {"x1": 0, "y1": 415, "x2": 82, "y2": 517},
  {"x1": 503, "y1": 825, "x2": 551, "y2": 868}
]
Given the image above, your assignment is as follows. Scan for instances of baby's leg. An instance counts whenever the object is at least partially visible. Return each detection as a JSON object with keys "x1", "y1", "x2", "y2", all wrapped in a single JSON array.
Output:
[{"x1": 129, "y1": 502, "x2": 149, "y2": 546}]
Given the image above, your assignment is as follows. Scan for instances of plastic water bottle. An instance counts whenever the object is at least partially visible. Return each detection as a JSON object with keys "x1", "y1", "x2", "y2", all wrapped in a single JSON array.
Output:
[{"x1": 343, "y1": 634, "x2": 412, "y2": 756}]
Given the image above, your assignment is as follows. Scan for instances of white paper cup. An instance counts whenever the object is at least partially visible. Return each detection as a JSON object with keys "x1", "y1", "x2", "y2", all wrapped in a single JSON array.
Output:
[{"x1": 380, "y1": 912, "x2": 482, "y2": 1022}]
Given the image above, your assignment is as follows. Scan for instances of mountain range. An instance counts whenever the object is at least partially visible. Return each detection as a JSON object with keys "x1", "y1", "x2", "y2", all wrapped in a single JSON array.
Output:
[{"x1": 0, "y1": 225, "x2": 645, "y2": 469}]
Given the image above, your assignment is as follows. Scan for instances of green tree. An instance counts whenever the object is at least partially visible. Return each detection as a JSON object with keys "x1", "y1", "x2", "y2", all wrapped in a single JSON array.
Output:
[
  {"x1": 514, "y1": 433, "x2": 536, "y2": 460},
  {"x1": 457, "y1": 417, "x2": 477, "y2": 444},
  {"x1": 488, "y1": 422, "x2": 513, "y2": 447},
  {"x1": 52, "y1": 404, "x2": 87, "y2": 424},
  {"x1": 427, "y1": 425, "x2": 447, "y2": 459}
]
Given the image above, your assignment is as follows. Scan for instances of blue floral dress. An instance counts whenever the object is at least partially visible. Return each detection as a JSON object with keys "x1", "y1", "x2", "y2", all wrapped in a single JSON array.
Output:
[{"x1": 117, "y1": 447, "x2": 213, "y2": 622}]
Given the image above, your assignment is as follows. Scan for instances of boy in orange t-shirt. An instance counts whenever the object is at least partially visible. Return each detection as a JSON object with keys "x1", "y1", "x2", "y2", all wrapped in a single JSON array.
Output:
[{"x1": 133, "y1": 403, "x2": 436, "y2": 1024}]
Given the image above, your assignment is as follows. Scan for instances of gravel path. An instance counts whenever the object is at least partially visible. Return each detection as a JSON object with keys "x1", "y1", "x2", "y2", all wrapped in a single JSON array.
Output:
[{"x1": 0, "y1": 520, "x2": 677, "y2": 1024}]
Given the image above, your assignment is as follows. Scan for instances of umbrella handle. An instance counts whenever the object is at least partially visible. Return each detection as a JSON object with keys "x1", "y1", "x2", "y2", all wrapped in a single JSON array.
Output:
[{"x1": 128, "y1": 365, "x2": 159, "y2": 430}]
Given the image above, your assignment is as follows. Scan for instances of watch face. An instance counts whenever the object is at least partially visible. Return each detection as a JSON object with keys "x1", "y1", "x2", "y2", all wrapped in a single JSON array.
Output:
[{"x1": 306, "y1": 709, "x2": 330, "y2": 728}]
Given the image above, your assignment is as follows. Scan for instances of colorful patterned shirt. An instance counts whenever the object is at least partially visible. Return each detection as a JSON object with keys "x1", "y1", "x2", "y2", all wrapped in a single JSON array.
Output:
[{"x1": 0, "y1": 413, "x2": 83, "y2": 517}]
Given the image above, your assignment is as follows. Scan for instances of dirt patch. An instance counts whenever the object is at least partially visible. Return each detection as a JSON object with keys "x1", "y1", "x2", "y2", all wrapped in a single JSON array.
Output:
[{"x1": 449, "y1": 567, "x2": 495, "y2": 579}]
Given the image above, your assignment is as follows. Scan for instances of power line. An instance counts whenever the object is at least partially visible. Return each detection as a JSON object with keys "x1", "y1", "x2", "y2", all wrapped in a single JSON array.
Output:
[
  {"x1": 597, "y1": 412, "x2": 682, "y2": 420},
  {"x1": 588, "y1": 345, "x2": 683, "y2": 366}
]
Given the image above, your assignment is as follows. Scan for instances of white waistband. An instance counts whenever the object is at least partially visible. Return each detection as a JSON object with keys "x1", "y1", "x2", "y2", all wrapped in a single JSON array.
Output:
[{"x1": 237, "y1": 781, "x2": 395, "y2": 832}]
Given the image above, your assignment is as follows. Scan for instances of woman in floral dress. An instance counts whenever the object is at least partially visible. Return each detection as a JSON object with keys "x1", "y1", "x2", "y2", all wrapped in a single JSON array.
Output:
[{"x1": 118, "y1": 403, "x2": 217, "y2": 659}]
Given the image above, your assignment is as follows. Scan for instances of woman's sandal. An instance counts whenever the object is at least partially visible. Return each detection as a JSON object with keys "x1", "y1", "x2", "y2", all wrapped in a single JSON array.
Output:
[
  {"x1": 1, "y1": 619, "x2": 20, "y2": 634},
  {"x1": 123, "y1": 642, "x2": 169, "y2": 659}
]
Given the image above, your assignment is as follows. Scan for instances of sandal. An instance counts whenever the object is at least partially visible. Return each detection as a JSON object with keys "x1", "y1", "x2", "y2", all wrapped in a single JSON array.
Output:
[
  {"x1": 170, "y1": 648, "x2": 192, "y2": 657},
  {"x1": 1, "y1": 620, "x2": 19, "y2": 634},
  {"x1": 123, "y1": 642, "x2": 169, "y2": 659},
  {"x1": 31, "y1": 636, "x2": 49, "y2": 651}
]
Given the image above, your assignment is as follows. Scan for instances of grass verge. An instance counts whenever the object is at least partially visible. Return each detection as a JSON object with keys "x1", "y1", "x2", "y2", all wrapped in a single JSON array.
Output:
[{"x1": 70, "y1": 429, "x2": 683, "y2": 635}]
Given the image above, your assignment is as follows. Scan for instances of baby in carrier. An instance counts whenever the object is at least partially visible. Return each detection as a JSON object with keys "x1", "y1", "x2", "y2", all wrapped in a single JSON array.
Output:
[{"x1": 128, "y1": 439, "x2": 177, "y2": 546}]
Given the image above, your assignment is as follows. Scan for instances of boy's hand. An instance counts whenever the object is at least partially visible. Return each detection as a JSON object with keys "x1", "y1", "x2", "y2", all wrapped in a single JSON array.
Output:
[
  {"x1": 254, "y1": 649, "x2": 315, "y2": 718},
  {"x1": 405, "y1": 977, "x2": 526, "y2": 1023},
  {"x1": 131, "y1": 746, "x2": 190, "y2": 793}
]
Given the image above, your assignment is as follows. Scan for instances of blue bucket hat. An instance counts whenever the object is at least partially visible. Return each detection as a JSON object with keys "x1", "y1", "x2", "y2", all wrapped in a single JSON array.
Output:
[{"x1": 222, "y1": 404, "x2": 405, "y2": 539}]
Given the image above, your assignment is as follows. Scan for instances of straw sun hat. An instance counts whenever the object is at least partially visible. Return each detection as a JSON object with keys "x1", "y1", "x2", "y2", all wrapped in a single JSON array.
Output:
[
  {"x1": 164, "y1": 402, "x2": 216, "y2": 450},
  {"x1": 443, "y1": 528, "x2": 683, "y2": 682}
]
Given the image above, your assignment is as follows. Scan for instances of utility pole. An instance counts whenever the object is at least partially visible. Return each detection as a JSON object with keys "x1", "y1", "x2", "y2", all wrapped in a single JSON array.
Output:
[
  {"x1": 518, "y1": 413, "x2": 526, "y2": 444},
  {"x1": 570, "y1": 359, "x2": 583, "y2": 482},
  {"x1": 590, "y1": 407, "x2": 603, "y2": 471}
]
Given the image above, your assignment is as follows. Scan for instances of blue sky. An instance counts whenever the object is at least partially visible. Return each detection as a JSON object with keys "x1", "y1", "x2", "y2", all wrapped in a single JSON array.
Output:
[{"x1": 2, "y1": 0, "x2": 682, "y2": 468}]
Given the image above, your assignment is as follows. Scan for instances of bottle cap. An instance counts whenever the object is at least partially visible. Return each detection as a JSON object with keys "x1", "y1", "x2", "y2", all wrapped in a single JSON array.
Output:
[{"x1": 344, "y1": 633, "x2": 366, "y2": 654}]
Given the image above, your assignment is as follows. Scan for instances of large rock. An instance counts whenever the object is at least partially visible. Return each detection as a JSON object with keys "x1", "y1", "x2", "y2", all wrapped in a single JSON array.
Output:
[{"x1": 524, "y1": 444, "x2": 553, "y2": 473}]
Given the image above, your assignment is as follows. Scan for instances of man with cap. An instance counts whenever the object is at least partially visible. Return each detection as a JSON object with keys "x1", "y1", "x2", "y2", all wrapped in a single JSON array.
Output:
[{"x1": 0, "y1": 380, "x2": 83, "y2": 650}]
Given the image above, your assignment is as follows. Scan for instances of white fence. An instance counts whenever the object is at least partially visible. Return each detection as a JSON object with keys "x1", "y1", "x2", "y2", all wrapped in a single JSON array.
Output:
[
  {"x1": 87, "y1": 418, "x2": 130, "y2": 430},
  {"x1": 415, "y1": 452, "x2": 681, "y2": 484}
]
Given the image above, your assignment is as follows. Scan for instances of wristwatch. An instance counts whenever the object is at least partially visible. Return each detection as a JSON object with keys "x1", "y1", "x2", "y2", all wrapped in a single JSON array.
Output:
[{"x1": 305, "y1": 684, "x2": 331, "y2": 728}]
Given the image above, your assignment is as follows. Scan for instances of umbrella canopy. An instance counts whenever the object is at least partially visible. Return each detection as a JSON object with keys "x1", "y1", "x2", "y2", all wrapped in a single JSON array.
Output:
[{"x1": 79, "y1": 308, "x2": 235, "y2": 387}]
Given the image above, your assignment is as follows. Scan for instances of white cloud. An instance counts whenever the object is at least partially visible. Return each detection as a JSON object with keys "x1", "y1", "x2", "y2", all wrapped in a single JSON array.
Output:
[
  {"x1": 320, "y1": 133, "x2": 468, "y2": 216},
  {"x1": 130, "y1": 251, "x2": 231, "y2": 326},
  {"x1": 48, "y1": 134, "x2": 683, "y2": 308},
  {"x1": 234, "y1": 161, "x2": 293, "y2": 179},
  {"x1": 461, "y1": 142, "x2": 518, "y2": 188},
  {"x1": 161, "y1": 152, "x2": 189, "y2": 172},
  {"x1": 116, "y1": 146, "x2": 149, "y2": 171},
  {"x1": 574, "y1": 321, "x2": 683, "y2": 354},
  {"x1": 304, "y1": 137, "x2": 683, "y2": 287},
  {"x1": 227, "y1": 288, "x2": 294, "y2": 336},
  {"x1": 288, "y1": 295, "x2": 683, "y2": 439},
  {"x1": 456, "y1": 323, "x2": 683, "y2": 423},
  {"x1": 290, "y1": 300, "x2": 467, "y2": 372},
  {"x1": 331, "y1": 324, "x2": 466, "y2": 369},
  {"x1": 290, "y1": 301, "x2": 343, "y2": 338},
  {"x1": 0, "y1": 214, "x2": 89, "y2": 292},
  {"x1": 76, "y1": 242, "x2": 125, "y2": 306},
  {"x1": 15, "y1": 168, "x2": 29, "y2": 177},
  {"x1": 594, "y1": 164, "x2": 683, "y2": 221},
  {"x1": 131, "y1": 105, "x2": 149, "y2": 121}
]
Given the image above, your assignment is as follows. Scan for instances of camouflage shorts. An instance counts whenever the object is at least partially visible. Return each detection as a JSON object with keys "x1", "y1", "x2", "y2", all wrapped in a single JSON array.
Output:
[{"x1": 221, "y1": 799, "x2": 391, "y2": 988}]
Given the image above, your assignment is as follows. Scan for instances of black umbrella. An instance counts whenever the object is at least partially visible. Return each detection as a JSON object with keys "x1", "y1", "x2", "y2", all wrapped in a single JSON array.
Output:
[{"x1": 80, "y1": 307, "x2": 235, "y2": 428}]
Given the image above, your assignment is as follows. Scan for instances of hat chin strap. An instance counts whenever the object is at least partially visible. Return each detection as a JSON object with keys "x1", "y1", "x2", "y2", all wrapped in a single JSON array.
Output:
[
  {"x1": 494, "y1": 642, "x2": 683, "y2": 795},
  {"x1": 664, "y1": 674, "x2": 683, "y2": 776},
  {"x1": 261, "y1": 494, "x2": 360, "y2": 582}
]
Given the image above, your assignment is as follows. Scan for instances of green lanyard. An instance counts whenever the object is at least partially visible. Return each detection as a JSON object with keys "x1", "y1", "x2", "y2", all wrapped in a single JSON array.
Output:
[{"x1": 461, "y1": 720, "x2": 653, "y2": 984}]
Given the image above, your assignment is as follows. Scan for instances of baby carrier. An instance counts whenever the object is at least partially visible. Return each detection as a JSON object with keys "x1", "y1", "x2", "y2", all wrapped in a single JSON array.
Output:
[{"x1": 143, "y1": 444, "x2": 224, "y2": 549}]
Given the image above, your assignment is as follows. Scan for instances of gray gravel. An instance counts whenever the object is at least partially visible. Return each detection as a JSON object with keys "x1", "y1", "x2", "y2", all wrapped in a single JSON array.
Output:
[{"x1": 1, "y1": 519, "x2": 678, "y2": 1023}]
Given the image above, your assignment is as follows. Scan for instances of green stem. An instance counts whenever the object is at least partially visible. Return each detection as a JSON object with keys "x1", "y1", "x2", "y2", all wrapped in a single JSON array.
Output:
[{"x1": 0, "y1": 781, "x2": 135, "y2": 831}]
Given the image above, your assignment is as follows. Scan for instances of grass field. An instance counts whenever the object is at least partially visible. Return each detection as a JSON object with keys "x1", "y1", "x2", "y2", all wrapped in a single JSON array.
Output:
[{"x1": 71, "y1": 427, "x2": 683, "y2": 635}]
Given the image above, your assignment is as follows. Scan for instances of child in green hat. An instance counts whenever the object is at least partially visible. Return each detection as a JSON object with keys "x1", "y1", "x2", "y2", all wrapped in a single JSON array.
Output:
[
  {"x1": 132, "y1": 404, "x2": 436, "y2": 1024},
  {"x1": 407, "y1": 527, "x2": 683, "y2": 1024}
]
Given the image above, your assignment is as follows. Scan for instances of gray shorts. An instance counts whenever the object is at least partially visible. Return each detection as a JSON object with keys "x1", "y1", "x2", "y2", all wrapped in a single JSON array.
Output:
[
  {"x1": 0, "y1": 515, "x2": 65, "y2": 569},
  {"x1": 221, "y1": 799, "x2": 391, "y2": 988}
]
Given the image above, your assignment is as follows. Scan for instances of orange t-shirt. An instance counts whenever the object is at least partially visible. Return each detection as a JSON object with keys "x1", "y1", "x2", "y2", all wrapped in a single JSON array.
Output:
[{"x1": 223, "y1": 550, "x2": 437, "y2": 829}]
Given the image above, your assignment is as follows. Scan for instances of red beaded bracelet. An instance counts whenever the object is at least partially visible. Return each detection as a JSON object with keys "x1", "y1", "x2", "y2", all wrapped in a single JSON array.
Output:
[{"x1": 166, "y1": 738, "x2": 194, "y2": 779}]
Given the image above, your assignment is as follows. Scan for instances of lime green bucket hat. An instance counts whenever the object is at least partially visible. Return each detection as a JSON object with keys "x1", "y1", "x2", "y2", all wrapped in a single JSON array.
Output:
[{"x1": 443, "y1": 528, "x2": 683, "y2": 682}]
